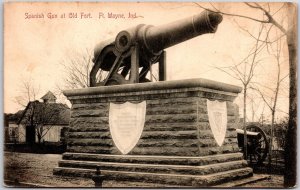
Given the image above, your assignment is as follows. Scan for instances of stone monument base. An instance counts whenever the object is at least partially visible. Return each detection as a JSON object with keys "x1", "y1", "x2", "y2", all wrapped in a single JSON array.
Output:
[
  {"x1": 53, "y1": 78, "x2": 253, "y2": 187},
  {"x1": 54, "y1": 152, "x2": 252, "y2": 187}
]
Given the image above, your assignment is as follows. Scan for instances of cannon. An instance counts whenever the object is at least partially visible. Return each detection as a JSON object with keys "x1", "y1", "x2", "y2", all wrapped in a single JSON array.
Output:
[
  {"x1": 90, "y1": 10, "x2": 223, "y2": 86},
  {"x1": 236, "y1": 125, "x2": 269, "y2": 165}
]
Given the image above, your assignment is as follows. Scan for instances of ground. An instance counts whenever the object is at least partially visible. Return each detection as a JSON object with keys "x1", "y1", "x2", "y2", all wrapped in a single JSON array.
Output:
[
  {"x1": 241, "y1": 175, "x2": 283, "y2": 188},
  {"x1": 3, "y1": 151, "x2": 284, "y2": 188}
]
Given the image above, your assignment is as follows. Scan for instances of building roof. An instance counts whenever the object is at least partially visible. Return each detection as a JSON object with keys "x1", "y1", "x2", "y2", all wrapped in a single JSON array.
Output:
[
  {"x1": 4, "y1": 110, "x2": 24, "y2": 126},
  {"x1": 41, "y1": 91, "x2": 57, "y2": 101},
  {"x1": 6, "y1": 110, "x2": 25, "y2": 124},
  {"x1": 18, "y1": 101, "x2": 70, "y2": 125}
]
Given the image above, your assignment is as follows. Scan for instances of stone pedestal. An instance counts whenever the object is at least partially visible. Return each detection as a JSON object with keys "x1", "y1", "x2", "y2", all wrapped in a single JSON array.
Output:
[{"x1": 53, "y1": 78, "x2": 253, "y2": 187}]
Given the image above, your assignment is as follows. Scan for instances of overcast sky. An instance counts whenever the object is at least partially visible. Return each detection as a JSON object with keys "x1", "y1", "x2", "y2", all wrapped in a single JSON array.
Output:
[{"x1": 4, "y1": 2, "x2": 290, "y2": 122}]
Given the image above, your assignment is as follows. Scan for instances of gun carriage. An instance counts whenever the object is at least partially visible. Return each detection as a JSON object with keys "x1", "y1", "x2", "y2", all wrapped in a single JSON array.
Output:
[
  {"x1": 236, "y1": 125, "x2": 269, "y2": 165},
  {"x1": 90, "y1": 10, "x2": 223, "y2": 86}
]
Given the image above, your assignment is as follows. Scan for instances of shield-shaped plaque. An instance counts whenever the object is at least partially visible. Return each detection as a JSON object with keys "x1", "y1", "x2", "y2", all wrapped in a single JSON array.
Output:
[
  {"x1": 207, "y1": 99, "x2": 227, "y2": 146},
  {"x1": 109, "y1": 101, "x2": 146, "y2": 154}
]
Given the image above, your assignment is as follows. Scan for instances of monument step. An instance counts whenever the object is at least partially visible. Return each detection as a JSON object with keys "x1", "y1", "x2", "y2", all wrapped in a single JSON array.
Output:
[
  {"x1": 62, "y1": 152, "x2": 244, "y2": 166},
  {"x1": 58, "y1": 159, "x2": 248, "y2": 175},
  {"x1": 127, "y1": 145, "x2": 239, "y2": 156},
  {"x1": 103, "y1": 179, "x2": 186, "y2": 187},
  {"x1": 53, "y1": 166, "x2": 253, "y2": 186}
]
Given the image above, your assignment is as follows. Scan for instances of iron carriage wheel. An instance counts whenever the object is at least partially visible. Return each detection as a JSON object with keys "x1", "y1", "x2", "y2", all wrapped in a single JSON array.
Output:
[{"x1": 245, "y1": 125, "x2": 269, "y2": 165}]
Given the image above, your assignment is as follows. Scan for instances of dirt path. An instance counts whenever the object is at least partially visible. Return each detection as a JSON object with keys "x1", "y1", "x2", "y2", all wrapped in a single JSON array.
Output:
[
  {"x1": 3, "y1": 151, "x2": 283, "y2": 188},
  {"x1": 4, "y1": 152, "x2": 94, "y2": 187}
]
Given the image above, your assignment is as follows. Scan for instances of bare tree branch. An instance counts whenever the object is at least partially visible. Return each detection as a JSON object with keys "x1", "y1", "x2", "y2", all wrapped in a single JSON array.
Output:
[{"x1": 59, "y1": 48, "x2": 96, "y2": 90}]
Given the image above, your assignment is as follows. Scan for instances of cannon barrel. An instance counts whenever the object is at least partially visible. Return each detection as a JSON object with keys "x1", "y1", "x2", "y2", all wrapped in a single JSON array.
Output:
[
  {"x1": 143, "y1": 11, "x2": 222, "y2": 53},
  {"x1": 114, "y1": 10, "x2": 222, "y2": 55}
]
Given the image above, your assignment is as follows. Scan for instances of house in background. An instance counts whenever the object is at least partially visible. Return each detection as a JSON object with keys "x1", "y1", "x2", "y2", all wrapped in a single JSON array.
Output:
[
  {"x1": 5, "y1": 110, "x2": 24, "y2": 143},
  {"x1": 7, "y1": 91, "x2": 70, "y2": 144}
]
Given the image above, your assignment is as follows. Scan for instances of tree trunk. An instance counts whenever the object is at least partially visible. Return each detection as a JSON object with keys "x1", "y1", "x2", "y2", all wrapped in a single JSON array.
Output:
[
  {"x1": 243, "y1": 87, "x2": 248, "y2": 159},
  {"x1": 268, "y1": 110, "x2": 275, "y2": 167},
  {"x1": 36, "y1": 126, "x2": 42, "y2": 144},
  {"x1": 37, "y1": 131, "x2": 42, "y2": 144},
  {"x1": 284, "y1": 3, "x2": 297, "y2": 188}
]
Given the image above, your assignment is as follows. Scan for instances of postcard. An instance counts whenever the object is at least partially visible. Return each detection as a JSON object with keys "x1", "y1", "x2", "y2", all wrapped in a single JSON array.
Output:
[{"x1": 3, "y1": 2, "x2": 297, "y2": 188}]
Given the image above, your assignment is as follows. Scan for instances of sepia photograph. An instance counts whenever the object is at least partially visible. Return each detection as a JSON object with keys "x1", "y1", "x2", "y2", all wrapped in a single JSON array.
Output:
[{"x1": 3, "y1": 2, "x2": 297, "y2": 188}]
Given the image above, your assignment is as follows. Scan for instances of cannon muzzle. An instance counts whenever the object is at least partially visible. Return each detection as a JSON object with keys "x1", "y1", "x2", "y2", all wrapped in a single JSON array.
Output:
[{"x1": 146, "y1": 11, "x2": 222, "y2": 53}]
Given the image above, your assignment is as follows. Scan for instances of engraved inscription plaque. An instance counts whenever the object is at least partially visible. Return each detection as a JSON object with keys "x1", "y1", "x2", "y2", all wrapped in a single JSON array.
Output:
[
  {"x1": 207, "y1": 99, "x2": 227, "y2": 146},
  {"x1": 109, "y1": 101, "x2": 146, "y2": 154}
]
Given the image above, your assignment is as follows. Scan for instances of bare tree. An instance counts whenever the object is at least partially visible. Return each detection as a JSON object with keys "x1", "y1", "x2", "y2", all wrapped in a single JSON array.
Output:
[
  {"x1": 248, "y1": 94, "x2": 264, "y2": 122},
  {"x1": 196, "y1": 3, "x2": 297, "y2": 186},
  {"x1": 55, "y1": 48, "x2": 103, "y2": 106},
  {"x1": 251, "y1": 36, "x2": 289, "y2": 166},
  {"x1": 59, "y1": 48, "x2": 103, "y2": 89},
  {"x1": 14, "y1": 77, "x2": 40, "y2": 107},
  {"x1": 213, "y1": 23, "x2": 266, "y2": 159},
  {"x1": 275, "y1": 117, "x2": 288, "y2": 150}
]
